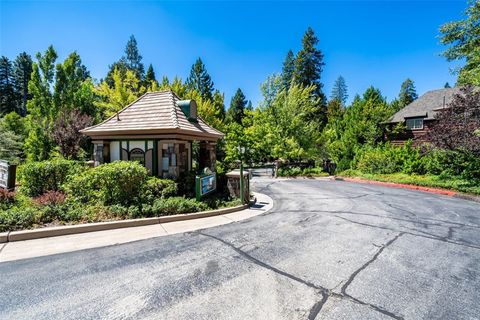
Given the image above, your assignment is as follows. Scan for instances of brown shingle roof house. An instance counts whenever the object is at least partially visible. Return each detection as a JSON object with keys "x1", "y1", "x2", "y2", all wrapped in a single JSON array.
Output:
[
  {"x1": 386, "y1": 87, "x2": 462, "y2": 145},
  {"x1": 81, "y1": 91, "x2": 224, "y2": 178}
]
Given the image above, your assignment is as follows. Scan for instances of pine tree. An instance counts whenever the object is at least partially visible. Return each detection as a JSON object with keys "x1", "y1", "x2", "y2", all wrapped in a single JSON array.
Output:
[
  {"x1": 0, "y1": 56, "x2": 17, "y2": 115},
  {"x1": 281, "y1": 50, "x2": 295, "y2": 91},
  {"x1": 186, "y1": 58, "x2": 214, "y2": 101},
  {"x1": 398, "y1": 78, "x2": 418, "y2": 107},
  {"x1": 227, "y1": 88, "x2": 247, "y2": 124},
  {"x1": 330, "y1": 76, "x2": 348, "y2": 106},
  {"x1": 444, "y1": 82, "x2": 451, "y2": 88},
  {"x1": 124, "y1": 35, "x2": 145, "y2": 80},
  {"x1": 105, "y1": 35, "x2": 144, "y2": 86},
  {"x1": 13, "y1": 52, "x2": 33, "y2": 116},
  {"x1": 144, "y1": 64, "x2": 157, "y2": 88},
  {"x1": 293, "y1": 27, "x2": 326, "y2": 104},
  {"x1": 293, "y1": 27, "x2": 327, "y2": 129}
]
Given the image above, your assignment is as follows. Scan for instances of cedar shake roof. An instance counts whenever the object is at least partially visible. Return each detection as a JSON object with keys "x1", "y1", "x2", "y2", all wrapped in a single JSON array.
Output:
[
  {"x1": 81, "y1": 91, "x2": 224, "y2": 139},
  {"x1": 388, "y1": 87, "x2": 462, "y2": 123}
]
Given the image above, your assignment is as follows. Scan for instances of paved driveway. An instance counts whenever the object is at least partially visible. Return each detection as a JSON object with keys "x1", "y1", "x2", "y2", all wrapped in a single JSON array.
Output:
[{"x1": 1, "y1": 178, "x2": 479, "y2": 319}]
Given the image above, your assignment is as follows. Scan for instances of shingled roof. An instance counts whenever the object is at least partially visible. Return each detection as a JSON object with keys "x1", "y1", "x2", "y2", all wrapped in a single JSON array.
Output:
[
  {"x1": 388, "y1": 87, "x2": 462, "y2": 123},
  {"x1": 81, "y1": 91, "x2": 224, "y2": 140}
]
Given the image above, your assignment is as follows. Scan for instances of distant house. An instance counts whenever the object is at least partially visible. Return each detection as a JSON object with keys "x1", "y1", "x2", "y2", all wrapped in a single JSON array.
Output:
[{"x1": 386, "y1": 88, "x2": 461, "y2": 145}]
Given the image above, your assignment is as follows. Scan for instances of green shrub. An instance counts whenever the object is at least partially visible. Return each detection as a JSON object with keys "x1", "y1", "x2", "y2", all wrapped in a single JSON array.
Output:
[
  {"x1": 302, "y1": 167, "x2": 330, "y2": 177},
  {"x1": 0, "y1": 206, "x2": 38, "y2": 232},
  {"x1": 142, "y1": 177, "x2": 177, "y2": 203},
  {"x1": 0, "y1": 188, "x2": 16, "y2": 210},
  {"x1": 355, "y1": 152, "x2": 394, "y2": 174},
  {"x1": 66, "y1": 161, "x2": 148, "y2": 206},
  {"x1": 152, "y1": 197, "x2": 208, "y2": 215},
  {"x1": 38, "y1": 203, "x2": 69, "y2": 223},
  {"x1": 19, "y1": 159, "x2": 85, "y2": 197},
  {"x1": 177, "y1": 170, "x2": 197, "y2": 197}
]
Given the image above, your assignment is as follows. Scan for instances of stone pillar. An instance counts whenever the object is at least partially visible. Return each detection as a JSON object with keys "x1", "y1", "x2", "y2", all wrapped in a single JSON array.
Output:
[{"x1": 226, "y1": 170, "x2": 250, "y2": 201}]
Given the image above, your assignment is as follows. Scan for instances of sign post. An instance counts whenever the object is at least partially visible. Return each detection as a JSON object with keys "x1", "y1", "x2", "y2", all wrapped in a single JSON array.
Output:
[{"x1": 0, "y1": 160, "x2": 16, "y2": 190}]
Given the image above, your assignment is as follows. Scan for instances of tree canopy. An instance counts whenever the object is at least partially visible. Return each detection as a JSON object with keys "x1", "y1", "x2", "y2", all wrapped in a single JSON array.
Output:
[{"x1": 440, "y1": 1, "x2": 480, "y2": 85}]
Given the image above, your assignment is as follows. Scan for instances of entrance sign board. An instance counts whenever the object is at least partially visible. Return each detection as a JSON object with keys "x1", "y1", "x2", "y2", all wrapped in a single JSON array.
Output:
[
  {"x1": 0, "y1": 160, "x2": 16, "y2": 190},
  {"x1": 195, "y1": 169, "x2": 216, "y2": 201}
]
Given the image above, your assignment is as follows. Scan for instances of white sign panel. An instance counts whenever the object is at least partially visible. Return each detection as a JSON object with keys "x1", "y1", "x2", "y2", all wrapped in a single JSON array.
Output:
[{"x1": 0, "y1": 161, "x2": 9, "y2": 189}]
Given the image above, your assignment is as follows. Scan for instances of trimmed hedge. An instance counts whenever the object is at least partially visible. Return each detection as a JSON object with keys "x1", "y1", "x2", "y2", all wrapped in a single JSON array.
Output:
[
  {"x1": 66, "y1": 161, "x2": 148, "y2": 206},
  {"x1": 152, "y1": 197, "x2": 209, "y2": 215},
  {"x1": 143, "y1": 177, "x2": 177, "y2": 202},
  {"x1": 19, "y1": 159, "x2": 85, "y2": 197}
]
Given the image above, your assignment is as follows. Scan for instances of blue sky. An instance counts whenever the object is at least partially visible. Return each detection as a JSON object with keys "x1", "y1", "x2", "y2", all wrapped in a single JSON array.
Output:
[{"x1": 0, "y1": 1, "x2": 466, "y2": 106}]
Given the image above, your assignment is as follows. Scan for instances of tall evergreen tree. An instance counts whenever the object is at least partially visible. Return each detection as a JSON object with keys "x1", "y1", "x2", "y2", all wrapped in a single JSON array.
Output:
[
  {"x1": 398, "y1": 78, "x2": 418, "y2": 107},
  {"x1": 281, "y1": 50, "x2": 295, "y2": 91},
  {"x1": 293, "y1": 27, "x2": 327, "y2": 130},
  {"x1": 13, "y1": 52, "x2": 33, "y2": 116},
  {"x1": 144, "y1": 64, "x2": 157, "y2": 87},
  {"x1": 105, "y1": 35, "x2": 145, "y2": 86},
  {"x1": 293, "y1": 27, "x2": 326, "y2": 104},
  {"x1": 227, "y1": 88, "x2": 247, "y2": 124},
  {"x1": 444, "y1": 82, "x2": 451, "y2": 88},
  {"x1": 124, "y1": 35, "x2": 145, "y2": 80},
  {"x1": 186, "y1": 58, "x2": 214, "y2": 101},
  {"x1": 0, "y1": 56, "x2": 17, "y2": 115},
  {"x1": 330, "y1": 75, "x2": 348, "y2": 106}
]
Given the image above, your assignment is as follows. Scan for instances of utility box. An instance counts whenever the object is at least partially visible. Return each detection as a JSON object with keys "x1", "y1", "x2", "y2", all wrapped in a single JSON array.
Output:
[
  {"x1": 0, "y1": 160, "x2": 17, "y2": 190},
  {"x1": 226, "y1": 170, "x2": 250, "y2": 202}
]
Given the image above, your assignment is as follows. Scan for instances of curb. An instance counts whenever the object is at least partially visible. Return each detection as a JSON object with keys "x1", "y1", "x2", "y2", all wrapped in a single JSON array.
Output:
[
  {"x1": 335, "y1": 176, "x2": 480, "y2": 202},
  {"x1": 2, "y1": 203, "x2": 249, "y2": 243},
  {"x1": 453, "y1": 193, "x2": 480, "y2": 203}
]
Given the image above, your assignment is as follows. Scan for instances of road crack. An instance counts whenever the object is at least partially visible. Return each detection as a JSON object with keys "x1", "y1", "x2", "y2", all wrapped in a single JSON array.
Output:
[
  {"x1": 340, "y1": 233, "x2": 404, "y2": 291},
  {"x1": 195, "y1": 231, "x2": 403, "y2": 319},
  {"x1": 340, "y1": 232, "x2": 405, "y2": 319},
  {"x1": 335, "y1": 215, "x2": 480, "y2": 250}
]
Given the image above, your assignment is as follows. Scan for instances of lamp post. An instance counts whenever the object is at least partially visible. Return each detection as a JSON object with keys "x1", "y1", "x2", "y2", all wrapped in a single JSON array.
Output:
[{"x1": 237, "y1": 146, "x2": 246, "y2": 204}]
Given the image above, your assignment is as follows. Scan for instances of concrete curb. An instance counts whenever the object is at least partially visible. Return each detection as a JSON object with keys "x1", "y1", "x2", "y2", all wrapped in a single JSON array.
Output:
[
  {"x1": 0, "y1": 232, "x2": 8, "y2": 244},
  {"x1": 4, "y1": 204, "x2": 250, "y2": 243},
  {"x1": 335, "y1": 176, "x2": 480, "y2": 203}
]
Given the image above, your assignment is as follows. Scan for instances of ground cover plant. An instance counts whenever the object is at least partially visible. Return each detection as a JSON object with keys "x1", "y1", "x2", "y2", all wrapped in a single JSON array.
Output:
[{"x1": 0, "y1": 160, "x2": 240, "y2": 232}]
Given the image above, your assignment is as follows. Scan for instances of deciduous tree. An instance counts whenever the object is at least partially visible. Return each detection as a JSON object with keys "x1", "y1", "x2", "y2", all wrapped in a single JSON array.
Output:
[
  {"x1": 440, "y1": 1, "x2": 480, "y2": 85},
  {"x1": 52, "y1": 109, "x2": 92, "y2": 159},
  {"x1": 428, "y1": 86, "x2": 480, "y2": 156},
  {"x1": 95, "y1": 68, "x2": 143, "y2": 117}
]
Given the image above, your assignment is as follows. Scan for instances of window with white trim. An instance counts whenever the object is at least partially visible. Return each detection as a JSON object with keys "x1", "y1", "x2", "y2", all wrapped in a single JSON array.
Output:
[{"x1": 406, "y1": 118, "x2": 424, "y2": 130}]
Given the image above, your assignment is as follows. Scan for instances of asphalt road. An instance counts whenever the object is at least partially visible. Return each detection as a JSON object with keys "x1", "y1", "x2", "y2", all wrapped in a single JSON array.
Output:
[{"x1": 1, "y1": 178, "x2": 480, "y2": 320}]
